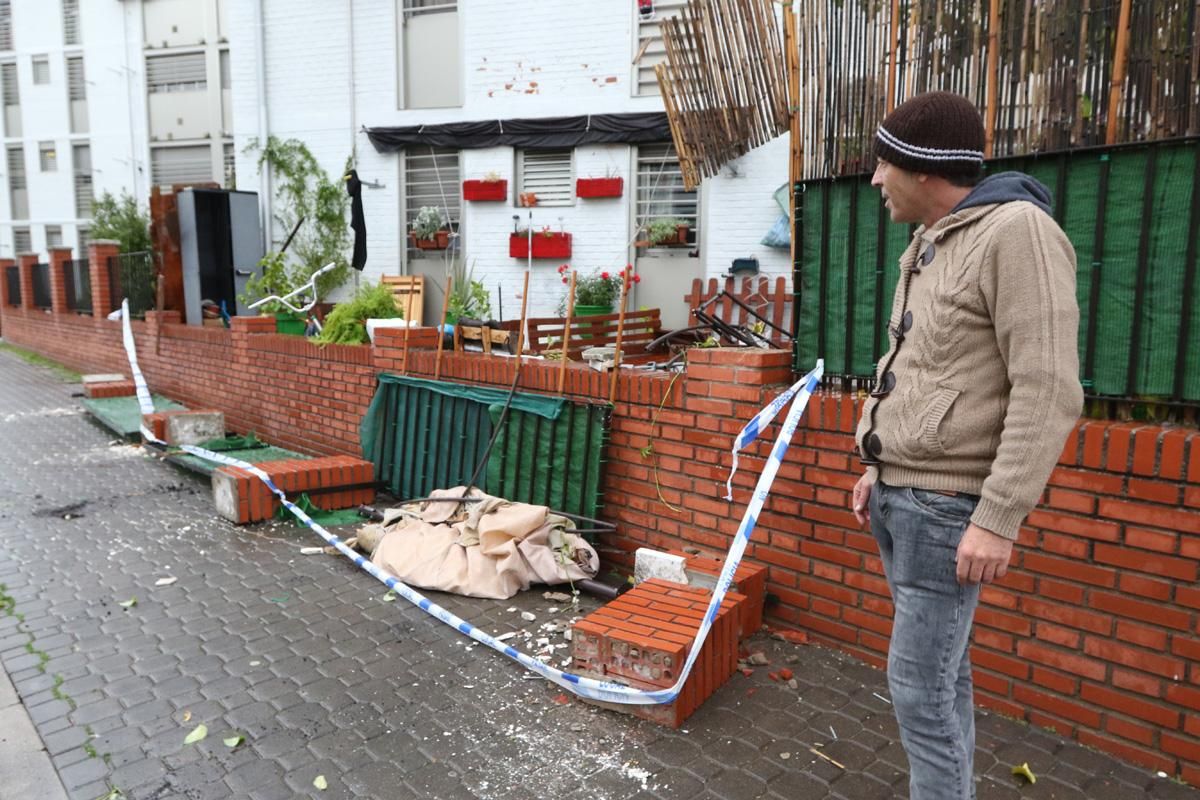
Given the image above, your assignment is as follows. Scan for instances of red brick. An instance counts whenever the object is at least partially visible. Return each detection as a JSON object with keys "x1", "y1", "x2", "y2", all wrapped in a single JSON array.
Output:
[
  {"x1": 1099, "y1": 498, "x2": 1200, "y2": 535},
  {"x1": 1045, "y1": 488, "x2": 1095, "y2": 515},
  {"x1": 1126, "y1": 479, "x2": 1179, "y2": 506},
  {"x1": 1163, "y1": 732, "x2": 1200, "y2": 764},
  {"x1": 1080, "y1": 683, "x2": 1180, "y2": 728},
  {"x1": 1093, "y1": 542, "x2": 1198, "y2": 581},
  {"x1": 1131, "y1": 429, "x2": 1159, "y2": 476},
  {"x1": 1026, "y1": 510, "x2": 1120, "y2": 541},
  {"x1": 1076, "y1": 730, "x2": 1175, "y2": 775},
  {"x1": 1104, "y1": 715, "x2": 1157, "y2": 747},
  {"x1": 1022, "y1": 551, "x2": 1116, "y2": 588},
  {"x1": 1083, "y1": 637, "x2": 1186, "y2": 680},
  {"x1": 1158, "y1": 429, "x2": 1190, "y2": 479},
  {"x1": 1104, "y1": 423, "x2": 1138, "y2": 472},
  {"x1": 1016, "y1": 640, "x2": 1106, "y2": 681},
  {"x1": 1047, "y1": 466, "x2": 1124, "y2": 495},
  {"x1": 1013, "y1": 684, "x2": 1102, "y2": 727},
  {"x1": 1090, "y1": 591, "x2": 1191, "y2": 631}
]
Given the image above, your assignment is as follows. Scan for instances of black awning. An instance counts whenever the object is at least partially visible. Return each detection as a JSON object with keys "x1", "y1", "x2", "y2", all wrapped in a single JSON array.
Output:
[{"x1": 365, "y1": 112, "x2": 671, "y2": 152}]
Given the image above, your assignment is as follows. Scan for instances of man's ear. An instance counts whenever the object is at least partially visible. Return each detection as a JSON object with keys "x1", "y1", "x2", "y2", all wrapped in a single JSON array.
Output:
[{"x1": 916, "y1": 173, "x2": 930, "y2": 184}]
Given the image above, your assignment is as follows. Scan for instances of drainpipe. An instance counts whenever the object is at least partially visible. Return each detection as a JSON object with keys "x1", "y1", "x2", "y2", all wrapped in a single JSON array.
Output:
[{"x1": 255, "y1": 0, "x2": 273, "y2": 252}]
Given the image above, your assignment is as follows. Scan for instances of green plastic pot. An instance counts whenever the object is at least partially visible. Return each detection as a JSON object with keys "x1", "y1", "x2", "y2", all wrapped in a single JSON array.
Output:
[{"x1": 275, "y1": 312, "x2": 306, "y2": 336}]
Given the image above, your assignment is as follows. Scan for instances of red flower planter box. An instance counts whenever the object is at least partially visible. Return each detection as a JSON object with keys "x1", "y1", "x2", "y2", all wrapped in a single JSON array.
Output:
[
  {"x1": 576, "y1": 177, "x2": 623, "y2": 198},
  {"x1": 409, "y1": 230, "x2": 450, "y2": 250},
  {"x1": 463, "y1": 179, "x2": 508, "y2": 201},
  {"x1": 509, "y1": 232, "x2": 572, "y2": 259}
]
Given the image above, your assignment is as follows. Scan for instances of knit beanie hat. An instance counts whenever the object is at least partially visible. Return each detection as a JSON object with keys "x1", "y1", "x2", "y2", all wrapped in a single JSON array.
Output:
[{"x1": 873, "y1": 92, "x2": 985, "y2": 179}]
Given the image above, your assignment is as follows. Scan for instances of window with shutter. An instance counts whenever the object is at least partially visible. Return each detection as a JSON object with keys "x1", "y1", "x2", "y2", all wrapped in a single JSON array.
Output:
[
  {"x1": 45, "y1": 225, "x2": 63, "y2": 248},
  {"x1": 32, "y1": 56, "x2": 51, "y2": 85},
  {"x1": 76, "y1": 226, "x2": 89, "y2": 254},
  {"x1": 62, "y1": 0, "x2": 80, "y2": 46},
  {"x1": 516, "y1": 149, "x2": 573, "y2": 208},
  {"x1": 13, "y1": 227, "x2": 30, "y2": 254},
  {"x1": 404, "y1": 147, "x2": 460, "y2": 253},
  {"x1": 402, "y1": 0, "x2": 456, "y2": 18},
  {"x1": 633, "y1": 0, "x2": 687, "y2": 97},
  {"x1": 635, "y1": 142, "x2": 699, "y2": 248},
  {"x1": 0, "y1": 2, "x2": 12, "y2": 51},
  {"x1": 146, "y1": 53, "x2": 206, "y2": 93},
  {"x1": 67, "y1": 57, "x2": 85, "y2": 100},
  {"x1": 39, "y1": 141, "x2": 56, "y2": 172},
  {"x1": 223, "y1": 143, "x2": 235, "y2": 189},
  {"x1": 1, "y1": 61, "x2": 17, "y2": 105},
  {"x1": 73, "y1": 144, "x2": 92, "y2": 217},
  {"x1": 151, "y1": 145, "x2": 212, "y2": 186}
]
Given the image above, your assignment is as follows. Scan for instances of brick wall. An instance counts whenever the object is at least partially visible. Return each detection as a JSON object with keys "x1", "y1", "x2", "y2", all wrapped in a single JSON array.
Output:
[{"x1": 2, "y1": 297, "x2": 1197, "y2": 781}]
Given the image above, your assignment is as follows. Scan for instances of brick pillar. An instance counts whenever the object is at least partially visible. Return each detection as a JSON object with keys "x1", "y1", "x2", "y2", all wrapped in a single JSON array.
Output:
[
  {"x1": 17, "y1": 253, "x2": 38, "y2": 311},
  {"x1": 144, "y1": 310, "x2": 182, "y2": 337},
  {"x1": 47, "y1": 246, "x2": 73, "y2": 315},
  {"x1": 89, "y1": 240, "x2": 120, "y2": 319},
  {"x1": 0, "y1": 257, "x2": 13, "y2": 309}
]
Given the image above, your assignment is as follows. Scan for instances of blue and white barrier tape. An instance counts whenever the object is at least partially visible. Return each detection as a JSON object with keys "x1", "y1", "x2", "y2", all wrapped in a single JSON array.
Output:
[{"x1": 120, "y1": 300, "x2": 823, "y2": 704}]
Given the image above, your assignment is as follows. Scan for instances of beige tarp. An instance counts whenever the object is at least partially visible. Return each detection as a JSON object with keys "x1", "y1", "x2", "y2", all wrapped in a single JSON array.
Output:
[{"x1": 363, "y1": 487, "x2": 599, "y2": 600}]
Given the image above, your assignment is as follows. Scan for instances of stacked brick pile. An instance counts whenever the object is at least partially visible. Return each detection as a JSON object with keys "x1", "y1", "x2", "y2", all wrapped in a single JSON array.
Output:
[
  {"x1": 212, "y1": 456, "x2": 376, "y2": 524},
  {"x1": 571, "y1": 578, "x2": 745, "y2": 727},
  {"x1": 82, "y1": 379, "x2": 136, "y2": 398},
  {"x1": 665, "y1": 549, "x2": 768, "y2": 639}
]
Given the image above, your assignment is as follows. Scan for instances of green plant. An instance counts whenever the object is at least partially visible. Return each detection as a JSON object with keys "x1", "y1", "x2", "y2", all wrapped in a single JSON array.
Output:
[
  {"x1": 645, "y1": 217, "x2": 687, "y2": 245},
  {"x1": 411, "y1": 206, "x2": 445, "y2": 240},
  {"x1": 560, "y1": 264, "x2": 639, "y2": 308},
  {"x1": 91, "y1": 191, "x2": 152, "y2": 254},
  {"x1": 240, "y1": 137, "x2": 351, "y2": 311},
  {"x1": 447, "y1": 258, "x2": 492, "y2": 320},
  {"x1": 314, "y1": 281, "x2": 400, "y2": 345}
]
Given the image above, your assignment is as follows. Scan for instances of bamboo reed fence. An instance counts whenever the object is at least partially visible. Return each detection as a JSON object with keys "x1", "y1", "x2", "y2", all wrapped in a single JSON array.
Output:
[
  {"x1": 654, "y1": 0, "x2": 791, "y2": 190},
  {"x1": 796, "y1": 0, "x2": 1200, "y2": 180}
]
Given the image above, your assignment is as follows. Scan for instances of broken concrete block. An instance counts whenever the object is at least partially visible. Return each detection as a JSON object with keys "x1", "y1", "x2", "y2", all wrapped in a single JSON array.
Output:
[
  {"x1": 212, "y1": 456, "x2": 376, "y2": 524},
  {"x1": 633, "y1": 548, "x2": 688, "y2": 586},
  {"x1": 164, "y1": 411, "x2": 224, "y2": 446},
  {"x1": 81, "y1": 373, "x2": 126, "y2": 384}
]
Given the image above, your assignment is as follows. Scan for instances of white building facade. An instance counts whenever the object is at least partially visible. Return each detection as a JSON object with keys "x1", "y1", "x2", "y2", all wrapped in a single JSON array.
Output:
[
  {"x1": 228, "y1": 0, "x2": 791, "y2": 326},
  {"x1": 0, "y1": 0, "x2": 234, "y2": 259}
]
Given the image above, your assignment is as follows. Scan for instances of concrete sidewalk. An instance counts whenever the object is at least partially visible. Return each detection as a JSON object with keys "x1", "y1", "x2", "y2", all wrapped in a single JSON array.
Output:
[{"x1": 0, "y1": 346, "x2": 1196, "y2": 800}]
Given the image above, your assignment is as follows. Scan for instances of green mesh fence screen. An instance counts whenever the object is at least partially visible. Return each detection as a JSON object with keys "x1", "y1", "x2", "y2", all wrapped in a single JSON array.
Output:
[
  {"x1": 794, "y1": 138, "x2": 1200, "y2": 402},
  {"x1": 360, "y1": 375, "x2": 610, "y2": 519}
]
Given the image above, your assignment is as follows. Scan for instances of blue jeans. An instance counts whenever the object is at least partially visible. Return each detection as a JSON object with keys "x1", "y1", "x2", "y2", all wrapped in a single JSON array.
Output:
[{"x1": 869, "y1": 481, "x2": 981, "y2": 800}]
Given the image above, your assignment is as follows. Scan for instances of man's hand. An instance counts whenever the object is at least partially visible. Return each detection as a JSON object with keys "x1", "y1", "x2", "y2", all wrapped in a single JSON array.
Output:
[
  {"x1": 852, "y1": 473, "x2": 874, "y2": 528},
  {"x1": 956, "y1": 523, "x2": 1013, "y2": 585}
]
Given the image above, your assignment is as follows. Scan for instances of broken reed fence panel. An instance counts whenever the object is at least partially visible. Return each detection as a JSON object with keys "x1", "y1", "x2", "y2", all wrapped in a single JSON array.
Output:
[
  {"x1": 790, "y1": 0, "x2": 1197, "y2": 181},
  {"x1": 558, "y1": 270, "x2": 576, "y2": 396}
]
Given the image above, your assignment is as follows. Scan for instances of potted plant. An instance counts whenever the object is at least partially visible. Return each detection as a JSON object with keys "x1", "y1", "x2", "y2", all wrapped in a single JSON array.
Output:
[
  {"x1": 510, "y1": 226, "x2": 572, "y2": 259},
  {"x1": 410, "y1": 206, "x2": 450, "y2": 250},
  {"x1": 518, "y1": 191, "x2": 539, "y2": 208},
  {"x1": 643, "y1": 217, "x2": 691, "y2": 247},
  {"x1": 576, "y1": 175, "x2": 623, "y2": 198},
  {"x1": 559, "y1": 264, "x2": 640, "y2": 316},
  {"x1": 463, "y1": 172, "x2": 508, "y2": 201},
  {"x1": 446, "y1": 258, "x2": 493, "y2": 324},
  {"x1": 314, "y1": 281, "x2": 401, "y2": 345}
]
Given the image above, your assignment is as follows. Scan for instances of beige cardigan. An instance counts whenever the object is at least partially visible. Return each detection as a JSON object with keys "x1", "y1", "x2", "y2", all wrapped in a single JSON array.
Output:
[{"x1": 856, "y1": 201, "x2": 1084, "y2": 540}]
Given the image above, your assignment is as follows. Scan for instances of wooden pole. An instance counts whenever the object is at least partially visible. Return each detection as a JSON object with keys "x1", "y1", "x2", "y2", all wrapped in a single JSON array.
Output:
[
  {"x1": 557, "y1": 270, "x2": 576, "y2": 396},
  {"x1": 784, "y1": 1, "x2": 801, "y2": 210},
  {"x1": 514, "y1": 269, "x2": 530, "y2": 361},
  {"x1": 434, "y1": 276, "x2": 452, "y2": 381},
  {"x1": 400, "y1": 289, "x2": 413, "y2": 376},
  {"x1": 1106, "y1": 0, "x2": 1133, "y2": 145},
  {"x1": 608, "y1": 270, "x2": 632, "y2": 405},
  {"x1": 886, "y1": 0, "x2": 900, "y2": 114},
  {"x1": 984, "y1": 0, "x2": 1000, "y2": 157}
]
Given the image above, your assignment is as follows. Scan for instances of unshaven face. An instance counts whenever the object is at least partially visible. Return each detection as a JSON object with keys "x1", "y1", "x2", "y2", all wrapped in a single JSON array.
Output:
[{"x1": 871, "y1": 159, "x2": 927, "y2": 225}]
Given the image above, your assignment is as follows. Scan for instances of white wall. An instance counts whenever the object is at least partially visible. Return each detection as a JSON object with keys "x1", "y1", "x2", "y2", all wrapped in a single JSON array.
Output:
[{"x1": 231, "y1": 0, "x2": 792, "y2": 316}]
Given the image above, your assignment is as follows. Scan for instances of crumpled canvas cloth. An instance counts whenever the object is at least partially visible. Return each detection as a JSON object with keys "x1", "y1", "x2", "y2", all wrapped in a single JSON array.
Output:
[{"x1": 364, "y1": 487, "x2": 599, "y2": 599}]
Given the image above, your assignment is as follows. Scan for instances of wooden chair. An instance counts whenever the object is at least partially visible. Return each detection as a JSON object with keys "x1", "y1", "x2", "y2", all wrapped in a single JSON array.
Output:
[{"x1": 380, "y1": 275, "x2": 424, "y2": 326}]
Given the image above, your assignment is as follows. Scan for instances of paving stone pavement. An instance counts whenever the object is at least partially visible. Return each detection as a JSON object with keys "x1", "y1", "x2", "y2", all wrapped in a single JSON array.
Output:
[{"x1": 0, "y1": 346, "x2": 1196, "y2": 800}]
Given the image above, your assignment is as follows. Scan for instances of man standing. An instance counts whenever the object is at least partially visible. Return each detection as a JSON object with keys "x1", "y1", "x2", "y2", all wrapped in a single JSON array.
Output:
[{"x1": 849, "y1": 92, "x2": 1083, "y2": 799}]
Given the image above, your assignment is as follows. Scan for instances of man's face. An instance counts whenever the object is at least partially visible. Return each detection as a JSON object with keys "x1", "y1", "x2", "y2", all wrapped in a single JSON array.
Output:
[{"x1": 871, "y1": 159, "x2": 926, "y2": 224}]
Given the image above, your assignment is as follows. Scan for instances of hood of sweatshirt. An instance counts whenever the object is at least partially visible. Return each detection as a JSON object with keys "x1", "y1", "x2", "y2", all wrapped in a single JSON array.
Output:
[{"x1": 951, "y1": 171, "x2": 1053, "y2": 217}]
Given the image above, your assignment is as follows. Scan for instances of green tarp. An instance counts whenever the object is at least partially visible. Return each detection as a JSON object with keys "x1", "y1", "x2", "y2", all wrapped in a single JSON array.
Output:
[
  {"x1": 795, "y1": 138, "x2": 1200, "y2": 401},
  {"x1": 360, "y1": 375, "x2": 608, "y2": 520}
]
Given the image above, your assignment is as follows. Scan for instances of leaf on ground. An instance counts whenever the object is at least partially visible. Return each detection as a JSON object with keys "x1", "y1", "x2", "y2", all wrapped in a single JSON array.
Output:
[
  {"x1": 1011, "y1": 762, "x2": 1037, "y2": 784},
  {"x1": 313, "y1": 775, "x2": 328, "y2": 790},
  {"x1": 381, "y1": 591, "x2": 397, "y2": 602},
  {"x1": 182, "y1": 710, "x2": 192, "y2": 722},
  {"x1": 117, "y1": 597, "x2": 137, "y2": 608},
  {"x1": 223, "y1": 734, "x2": 244, "y2": 748},
  {"x1": 183, "y1": 724, "x2": 207, "y2": 745},
  {"x1": 154, "y1": 577, "x2": 177, "y2": 586}
]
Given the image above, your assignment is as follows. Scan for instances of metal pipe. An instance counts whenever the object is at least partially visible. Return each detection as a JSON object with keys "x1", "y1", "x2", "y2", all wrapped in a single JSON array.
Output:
[
  {"x1": 576, "y1": 578, "x2": 628, "y2": 600},
  {"x1": 254, "y1": 0, "x2": 273, "y2": 252}
]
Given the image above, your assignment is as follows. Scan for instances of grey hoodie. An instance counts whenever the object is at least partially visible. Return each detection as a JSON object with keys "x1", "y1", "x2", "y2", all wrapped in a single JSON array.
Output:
[{"x1": 951, "y1": 171, "x2": 1053, "y2": 217}]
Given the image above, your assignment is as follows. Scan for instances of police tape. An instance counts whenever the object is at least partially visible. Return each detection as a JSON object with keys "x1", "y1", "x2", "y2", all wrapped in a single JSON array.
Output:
[{"x1": 119, "y1": 300, "x2": 823, "y2": 704}]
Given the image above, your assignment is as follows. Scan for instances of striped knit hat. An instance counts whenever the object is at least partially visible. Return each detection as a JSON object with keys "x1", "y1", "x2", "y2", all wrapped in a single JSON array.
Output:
[{"x1": 873, "y1": 91, "x2": 985, "y2": 179}]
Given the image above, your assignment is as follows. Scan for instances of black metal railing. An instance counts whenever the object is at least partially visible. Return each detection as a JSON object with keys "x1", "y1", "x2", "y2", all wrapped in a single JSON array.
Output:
[
  {"x1": 63, "y1": 258, "x2": 91, "y2": 314},
  {"x1": 107, "y1": 251, "x2": 155, "y2": 318},
  {"x1": 794, "y1": 136, "x2": 1200, "y2": 409},
  {"x1": 4, "y1": 265, "x2": 20, "y2": 307},
  {"x1": 31, "y1": 262, "x2": 52, "y2": 309}
]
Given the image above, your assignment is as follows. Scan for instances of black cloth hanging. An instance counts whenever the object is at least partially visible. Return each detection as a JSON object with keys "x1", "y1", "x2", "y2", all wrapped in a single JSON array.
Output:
[{"x1": 345, "y1": 169, "x2": 367, "y2": 270}]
